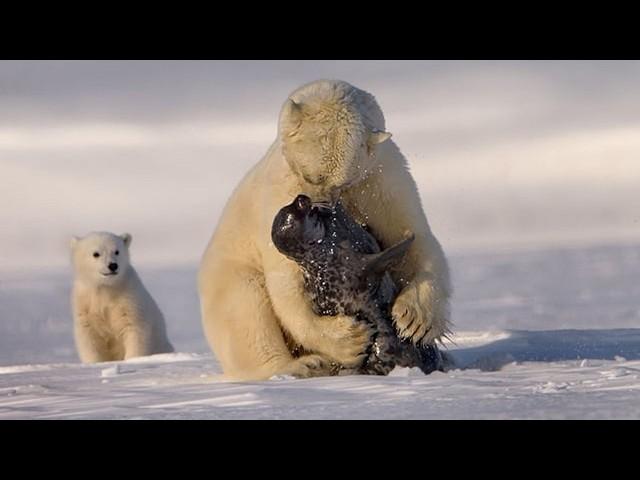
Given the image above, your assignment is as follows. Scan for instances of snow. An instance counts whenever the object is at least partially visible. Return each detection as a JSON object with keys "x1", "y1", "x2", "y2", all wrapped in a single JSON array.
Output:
[
  {"x1": 1, "y1": 244, "x2": 638, "y2": 419},
  {"x1": 0, "y1": 335, "x2": 638, "y2": 419}
]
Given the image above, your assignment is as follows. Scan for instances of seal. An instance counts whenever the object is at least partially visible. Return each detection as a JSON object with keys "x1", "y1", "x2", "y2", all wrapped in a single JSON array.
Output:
[{"x1": 271, "y1": 194, "x2": 444, "y2": 375}]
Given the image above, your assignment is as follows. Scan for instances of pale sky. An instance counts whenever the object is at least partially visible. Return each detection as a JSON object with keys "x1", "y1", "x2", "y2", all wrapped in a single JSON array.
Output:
[{"x1": 2, "y1": 60, "x2": 640, "y2": 270}]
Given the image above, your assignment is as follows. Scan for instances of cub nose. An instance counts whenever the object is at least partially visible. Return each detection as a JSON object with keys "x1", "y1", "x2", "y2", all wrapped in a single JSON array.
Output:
[{"x1": 108, "y1": 262, "x2": 118, "y2": 273}]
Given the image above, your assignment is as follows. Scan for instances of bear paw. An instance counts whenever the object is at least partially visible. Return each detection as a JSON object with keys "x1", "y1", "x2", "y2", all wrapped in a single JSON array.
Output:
[
  {"x1": 283, "y1": 354, "x2": 333, "y2": 378},
  {"x1": 392, "y1": 280, "x2": 447, "y2": 345},
  {"x1": 319, "y1": 316, "x2": 374, "y2": 368}
]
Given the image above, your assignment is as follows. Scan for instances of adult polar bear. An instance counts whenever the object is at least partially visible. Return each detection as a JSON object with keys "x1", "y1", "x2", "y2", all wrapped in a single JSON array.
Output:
[{"x1": 199, "y1": 80, "x2": 451, "y2": 380}]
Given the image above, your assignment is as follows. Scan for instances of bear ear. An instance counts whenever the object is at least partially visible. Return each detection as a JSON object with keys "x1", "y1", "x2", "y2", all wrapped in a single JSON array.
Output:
[
  {"x1": 121, "y1": 233, "x2": 132, "y2": 247},
  {"x1": 368, "y1": 130, "x2": 392, "y2": 146},
  {"x1": 280, "y1": 99, "x2": 305, "y2": 137},
  {"x1": 70, "y1": 236, "x2": 80, "y2": 250}
]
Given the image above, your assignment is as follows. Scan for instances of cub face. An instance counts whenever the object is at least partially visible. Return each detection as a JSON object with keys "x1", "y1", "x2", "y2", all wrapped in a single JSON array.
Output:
[{"x1": 71, "y1": 232, "x2": 132, "y2": 286}]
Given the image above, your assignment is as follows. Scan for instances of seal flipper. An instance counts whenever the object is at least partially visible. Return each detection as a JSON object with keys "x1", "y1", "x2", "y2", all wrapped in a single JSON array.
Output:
[{"x1": 361, "y1": 233, "x2": 415, "y2": 276}]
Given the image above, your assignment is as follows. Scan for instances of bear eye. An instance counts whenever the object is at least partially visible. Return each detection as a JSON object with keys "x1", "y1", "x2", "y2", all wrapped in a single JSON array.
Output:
[
  {"x1": 115, "y1": 250, "x2": 119, "y2": 256},
  {"x1": 93, "y1": 252, "x2": 100, "y2": 258}
]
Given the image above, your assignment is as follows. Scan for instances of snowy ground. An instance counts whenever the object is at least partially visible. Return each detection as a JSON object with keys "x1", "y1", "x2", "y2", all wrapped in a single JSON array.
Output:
[{"x1": 1, "y1": 243, "x2": 639, "y2": 419}]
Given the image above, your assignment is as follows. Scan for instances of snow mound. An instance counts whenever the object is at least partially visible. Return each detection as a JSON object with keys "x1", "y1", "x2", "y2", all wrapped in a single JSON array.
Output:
[
  {"x1": 0, "y1": 364, "x2": 56, "y2": 375},
  {"x1": 122, "y1": 352, "x2": 203, "y2": 364}
]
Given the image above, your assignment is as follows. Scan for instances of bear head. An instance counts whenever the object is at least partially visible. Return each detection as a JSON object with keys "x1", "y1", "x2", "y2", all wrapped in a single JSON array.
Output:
[
  {"x1": 278, "y1": 80, "x2": 392, "y2": 202},
  {"x1": 70, "y1": 232, "x2": 132, "y2": 286}
]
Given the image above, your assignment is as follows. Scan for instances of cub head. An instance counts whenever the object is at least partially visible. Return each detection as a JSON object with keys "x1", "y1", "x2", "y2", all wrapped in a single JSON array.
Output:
[
  {"x1": 279, "y1": 97, "x2": 391, "y2": 202},
  {"x1": 70, "y1": 232, "x2": 132, "y2": 285}
]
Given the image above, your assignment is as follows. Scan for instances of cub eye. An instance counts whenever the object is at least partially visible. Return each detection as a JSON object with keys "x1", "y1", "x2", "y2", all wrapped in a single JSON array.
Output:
[
  {"x1": 115, "y1": 250, "x2": 119, "y2": 256},
  {"x1": 93, "y1": 252, "x2": 100, "y2": 258}
]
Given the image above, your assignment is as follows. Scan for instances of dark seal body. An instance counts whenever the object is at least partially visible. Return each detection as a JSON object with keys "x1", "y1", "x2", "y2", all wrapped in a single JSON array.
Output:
[{"x1": 271, "y1": 194, "x2": 443, "y2": 375}]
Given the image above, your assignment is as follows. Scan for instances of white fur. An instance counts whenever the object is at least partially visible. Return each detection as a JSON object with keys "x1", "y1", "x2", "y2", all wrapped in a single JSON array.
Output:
[
  {"x1": 198, "y1": 80, "x2": 451, "y2": 380},
  {"x1": 71, "y1": 232, "x2": 174, "y2": 363}
]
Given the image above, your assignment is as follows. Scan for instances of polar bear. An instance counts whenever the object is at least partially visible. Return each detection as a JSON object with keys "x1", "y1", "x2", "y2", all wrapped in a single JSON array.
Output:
[
  {"x1": 198, "y1": 79, "x2": 451, "y2": 380},
  {"x1": 70, "y1": 231, "x2": 174, "y2": 363}
]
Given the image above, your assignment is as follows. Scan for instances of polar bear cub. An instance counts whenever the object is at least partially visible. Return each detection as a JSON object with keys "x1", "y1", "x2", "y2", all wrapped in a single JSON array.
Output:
[{"x1": 70, "y1": 231, "x2": 174, "y2": 363}]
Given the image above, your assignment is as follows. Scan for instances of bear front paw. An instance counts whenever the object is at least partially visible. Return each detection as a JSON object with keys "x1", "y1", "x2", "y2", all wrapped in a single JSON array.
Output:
[
  {"x1": 320, "y1": 316, "x2": 374, "y2": 368},
  {"x1": 285, "y1": 354, "x2": 333, "y2": 378},
  {"x1": 392, "y1": 282, "x2": 447, "y2": 345}
]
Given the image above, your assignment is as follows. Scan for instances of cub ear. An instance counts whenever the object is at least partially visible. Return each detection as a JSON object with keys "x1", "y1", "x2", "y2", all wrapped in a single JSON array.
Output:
[
  {"x1": 368, "y1": 130, "x2": 392, "y2": 147},
  {"x1": 280, "y1": 99, "x2": 305, "y2": 137},
  {"x1": 121, "y1": 233, "x2": 132, "y2": 247},
  {"x1": 70, "y1": 236, "x2": 80, "y2": 250}
]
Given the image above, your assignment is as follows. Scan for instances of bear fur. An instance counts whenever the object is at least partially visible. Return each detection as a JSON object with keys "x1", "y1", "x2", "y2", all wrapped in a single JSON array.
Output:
[
  {"x1": 71, "y1": 231, "x2": 174, "y2": 363},
  {"x1": 198, "y1": 79, "x2": 451, "y2": 380}
]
